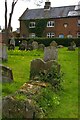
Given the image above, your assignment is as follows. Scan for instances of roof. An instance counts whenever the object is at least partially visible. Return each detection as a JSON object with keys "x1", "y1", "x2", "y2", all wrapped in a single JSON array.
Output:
[{"x1": 19, "y1": 5, "x2": 80, "y2": 20}]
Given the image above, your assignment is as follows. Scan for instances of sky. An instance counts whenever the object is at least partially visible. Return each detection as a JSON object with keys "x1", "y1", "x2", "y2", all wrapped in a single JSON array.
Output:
[{"x1": 0, "y1": 0, "x2": 79, "y2": 31}]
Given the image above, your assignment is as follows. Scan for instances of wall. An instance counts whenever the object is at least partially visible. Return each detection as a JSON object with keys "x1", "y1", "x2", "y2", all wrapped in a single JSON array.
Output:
[{"x1": 20, "y1": 17, "x2": 79, "y2": 38}]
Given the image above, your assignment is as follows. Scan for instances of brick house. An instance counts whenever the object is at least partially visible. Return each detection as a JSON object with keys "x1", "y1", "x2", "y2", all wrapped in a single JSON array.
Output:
[{"x1": 19, "y1": 1, "x2": 80, "y2": 38}]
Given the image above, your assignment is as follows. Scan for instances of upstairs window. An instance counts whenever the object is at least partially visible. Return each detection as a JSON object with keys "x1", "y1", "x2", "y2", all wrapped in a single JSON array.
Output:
[
  {"x1": 78, "y1": 20, "x2": 80, "y2": 26},
  {"x1": 47, "y1": 21, "x2": 55, "y2": 27},
  {"x1": 29, "y1": 22, "x2": 35, "y2": 28},
  {"x1": 47, "y1": 32, "x2": 55, "y2": 38}
]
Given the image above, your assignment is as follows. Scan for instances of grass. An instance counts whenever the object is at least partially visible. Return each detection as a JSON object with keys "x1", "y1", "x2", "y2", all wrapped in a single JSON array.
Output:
[{"x1": 2, "y1": 47, "x2": 78, "y2": 118}]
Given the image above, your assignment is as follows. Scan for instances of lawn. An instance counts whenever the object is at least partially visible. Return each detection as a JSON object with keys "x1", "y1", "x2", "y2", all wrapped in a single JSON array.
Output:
[{"x1": 2, "y1": 47, "x2": 78, "y2": 118}]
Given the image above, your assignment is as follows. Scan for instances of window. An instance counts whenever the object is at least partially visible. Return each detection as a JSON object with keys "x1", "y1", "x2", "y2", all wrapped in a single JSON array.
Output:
[
  {"x1": 29, "y1": 22, "x2": 35, "y2": 28},
  {"x1": 47, "y1": 21, "x2": 55, "y2": 27},
  {"x1": 67, "y1": 34, "x2": 72, "y2": 38},
  {"x1": 29, "y1": 33, "x2": 35, "y2": 38},
  {"x1": 78, "y1": 20, "x2": 80, "y2": 26},
  {"x1": 59, "y1": 34, "x2": 64, "y2": 38},
  {"x1": 63, "y1": 23, "x2": 68, "y2": 28},
  {"x1": 77, "y1": 32, "x2": 80, "y2": 38},
  {"x1": 47, "y1": 32, "x2": 55, "y2": 38}
]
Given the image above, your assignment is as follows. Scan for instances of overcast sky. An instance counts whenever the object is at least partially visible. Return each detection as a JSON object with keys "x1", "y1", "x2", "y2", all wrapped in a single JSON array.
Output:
[{"x1": 0, "y1": 0, "x2": 79, "y2": 31}]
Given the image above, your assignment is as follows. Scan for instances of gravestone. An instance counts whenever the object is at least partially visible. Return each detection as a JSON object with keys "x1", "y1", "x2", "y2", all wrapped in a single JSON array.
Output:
[
  {"x1": 0, "y1": 33, "x2": 7, "y2": 61},
  {"x1": 22, "y1": 40, "x2": 27, "y2": 50},
  {"x1": 32, "y1": 41, "x2": 38, "y2": 50},
  {"x1": 0, "y1": 64, "x2": 13, "y2": 83},
  {"x1": 30, "y1": 59, "x2": 60, "y2": 80},
  {"x1": 68, "y1": 41, "x2": 76, "y2": 51},
  {"x1": 50, "y1": 41, "x2": 57, "y2": 47},
  {"x1": 27, "y1": 43, "x2": 33, "y2": 51},
  {"x1": 19, "y1": 43, "x2": 25, "y2": 50},
  {"x1": 2, "y1": 44, "x2": 8, "y2": 61},
  {"x1": 8, "y1": 44, "x2": 14, "y2": 50},
  {"x1": 43, "y1": 46, "x2": 58, "y2": 62},
  {"x1": 10, "y1": 37, "x2": 15, "y2": 47},
  {"x1": 38, "y1": 44, "x2": 45, "y2": 51}
]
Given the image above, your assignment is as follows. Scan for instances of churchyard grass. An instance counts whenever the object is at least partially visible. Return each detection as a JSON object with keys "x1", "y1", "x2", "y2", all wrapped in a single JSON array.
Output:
[{"x1": 2, "y1": 47, "x2": 78, "y2": 118}]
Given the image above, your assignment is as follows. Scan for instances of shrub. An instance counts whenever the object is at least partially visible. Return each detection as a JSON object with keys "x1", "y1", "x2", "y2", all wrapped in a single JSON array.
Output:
[{"x1": 9, "y1": 37, "x2": 80, "y2": 47}]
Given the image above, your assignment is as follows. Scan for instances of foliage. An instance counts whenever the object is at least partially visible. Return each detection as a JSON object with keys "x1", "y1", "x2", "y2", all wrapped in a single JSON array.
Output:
[
  {"x1": 32, "y1": 86, "x2": 60, "y2": 116},
  {"x1": 11, "y1": 37, "x2": 80, "y2": 47},
  {"x1": 38, "y1": 64, "x2": 63, "y2": 90},
  {"x1": 24, "y1": 19, "x2": 48, "y2": 37}
]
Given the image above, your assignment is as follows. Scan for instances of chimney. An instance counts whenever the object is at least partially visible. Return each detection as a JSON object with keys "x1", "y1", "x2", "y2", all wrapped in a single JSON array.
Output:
[{"x1": 44, "y1": 0, "x2": 51, "y2": 10}]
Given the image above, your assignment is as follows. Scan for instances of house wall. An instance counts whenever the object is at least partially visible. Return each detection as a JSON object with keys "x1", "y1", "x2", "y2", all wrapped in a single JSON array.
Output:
[
  {"x1": 20, "y1": 20, "x2": 29, "y2": 38},
  {"x1": 20, "y1": 17, "x2": 79, "y2": 38}
]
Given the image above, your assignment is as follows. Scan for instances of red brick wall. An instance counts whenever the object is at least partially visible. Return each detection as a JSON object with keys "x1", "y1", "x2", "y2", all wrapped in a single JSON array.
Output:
[{"x1": 20, "y1": 17, "x2": 78, "y2": 38}]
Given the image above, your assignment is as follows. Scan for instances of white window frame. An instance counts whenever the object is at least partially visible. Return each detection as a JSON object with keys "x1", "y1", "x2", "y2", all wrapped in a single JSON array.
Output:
[
  {"x1": 47, "y1": 21, "x2": 55, "y2": 27},
  {"x1": 29, "y1": 22, "x2": 35, "y2": 28},
  {"x1": 47, "y1": 32, "x2": 55, "y2": 38},
  {"x1": 67, "y1": 34, "x2": 73, "y2": 38},
  {"x1": 77, "y1": 32, "x2": 80, "y2": 38},
  {"x1": 78, "y1": 20, "x2": 80, "y2": 26},
  {"x1": 29, "y1": 33, "x2": 36, "y2": 38}
]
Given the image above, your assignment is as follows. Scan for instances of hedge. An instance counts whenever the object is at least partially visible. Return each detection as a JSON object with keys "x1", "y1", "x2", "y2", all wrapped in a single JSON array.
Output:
[{"x1": 9, "y1": 37, "x2": 80, "y2": 47}]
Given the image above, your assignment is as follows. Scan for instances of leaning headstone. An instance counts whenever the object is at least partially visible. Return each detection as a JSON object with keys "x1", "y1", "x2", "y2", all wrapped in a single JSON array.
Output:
[
  {"x1": 30, "y1": 59, "x2": 60, "y2": 80},
  {"x1": 68, "y1": 41, "x2": 76, "y2": 51},
  {"x1": 10, "y1": 37, "x2": 15, "y2": 47},
  {"x1": 2, "y1": 44, "x2": 8, "y2": 61},
  {"x1": 0, "y1": 33, "x2": 7, "y2": 61},
  {"x1": 0, "y1": 64, "x2": 13, "y2": 83},
  {"x1": 8, "y1": 44, "x2": 14, "y2": 50},
  {"x1": 22, "y1": 40, "x2": 27, "y2": 50},
  {"x1": 19, "y1": 43, "x2": 25, "y2": 50},
  {"x1": 71, "y1": 41, "x2": 76, "y2": 49},
  {"x1": 32, "y1": 41, "x2": 38, "y2": 50},
  {"x1": 27, "y1": 43, "x2": 33, "y2": 51},
  {"x1": 57, "y1": 45, "x2": 64, "y2": 48},
  {"x1": 50, "y1": 41, "x2": 57, "y2": 47},
  {"x1": 44, "y1": 46, "x2": 58, "y2": 62},
  {"x1": 38, "y1": 44, "x2": 45, "y2": 51}
]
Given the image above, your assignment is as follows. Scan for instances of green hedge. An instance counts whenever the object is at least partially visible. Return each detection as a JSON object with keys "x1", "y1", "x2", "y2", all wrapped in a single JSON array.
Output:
[{"x1": 9, "y1": 38, "x2": 80, "y2": 47}]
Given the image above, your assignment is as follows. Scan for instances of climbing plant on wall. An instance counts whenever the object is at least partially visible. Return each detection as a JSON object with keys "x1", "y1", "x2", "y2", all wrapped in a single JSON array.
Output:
[{"x1": 24, "y1": 19, "x2": 48, "y2": 37}]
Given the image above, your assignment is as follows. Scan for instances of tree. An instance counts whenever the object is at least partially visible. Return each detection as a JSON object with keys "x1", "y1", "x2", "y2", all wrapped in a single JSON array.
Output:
[{"x1": 5, "y1": 0, "x2": 43, "y2": 45}]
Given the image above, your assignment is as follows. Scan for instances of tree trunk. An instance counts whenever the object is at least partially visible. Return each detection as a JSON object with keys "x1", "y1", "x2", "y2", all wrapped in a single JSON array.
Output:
[{"x1": 5, "y1": 0, "x2": 8, "y2": 45}]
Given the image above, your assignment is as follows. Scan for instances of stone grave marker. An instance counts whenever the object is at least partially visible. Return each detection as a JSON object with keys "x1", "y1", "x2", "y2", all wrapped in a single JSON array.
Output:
[
  {"x1": 38, "y1": 44, "x2": 45, "y2": 51},
  {"x1": 30, "y1": 59, "x2": 60, "y2": 80},
  {"x1": 0, "y1": 33, "x2": 7, "y2": 61},
  {"x1": 0, "y1": 64, "x2": 13, "y2": 83},
  {"x1": 32, "y1": 41, "x2": 38, "y2": 50},
  {"x1": 68, "y1": 41, "x2": 76, "y2": 51},
  {"x1": 50, "y1": 41, "x2": 57, "y2": 47},
  {"x1": 43, "y1": 46, "x2": 58, "y2": 62}
]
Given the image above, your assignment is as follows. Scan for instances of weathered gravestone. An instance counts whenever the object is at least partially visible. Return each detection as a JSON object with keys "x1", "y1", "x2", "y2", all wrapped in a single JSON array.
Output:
[
  {"x1": 68, "y1": 41, "x2": 76, "y2": 51},
  {"x1": 10, "y1": 37, "x2": 15, "y2": 47},
  {"x1": 19, "y1": 40, "x2": 27, "y2": 50},
  {"x1": 43, "y1": 46, "x2": 58, "y2": 62},
  {"x1": 50, "y1": 41, "x2": 57, "y2": 47},
  {"x1": 32, "y1": 41, "x2": 38, "y2": 50},
  {"x1": 0, "y1": 64, "x2": 13, "y2": 83},
  {"x1": 2, "y1": 44, "x2": 8, "y2": 61},
  {"x1": 30, "y1": 59, "x2": 60, "y2": 80},
  {"x1": 2, "y1": 81, "x2": 46, "y2": 118},
  {"x1": 0, "y1": 33, "x2": 8, "y2": 61},
  {"x1": 38, "y1": 44, "x2": 45, "y2": 51},
  {"x1": 27, "y1": 43, "x2": 33, "y2": 51}
]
